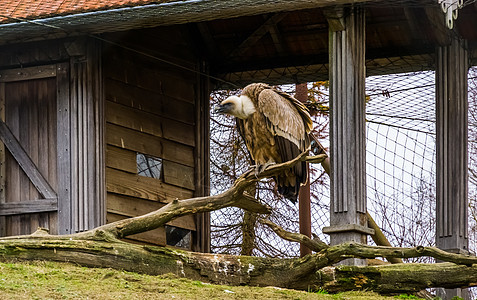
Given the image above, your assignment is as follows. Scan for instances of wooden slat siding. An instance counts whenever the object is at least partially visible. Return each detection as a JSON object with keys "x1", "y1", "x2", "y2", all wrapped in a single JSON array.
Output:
[
  {"x1": 68, "y1": 40, "x2": 105, "y2": 233},
  {"x1": 107, "y1": 194, "x2": 196, "y2": 231},
  {"x1": 48, "y1": 72, "x2": 59, "y2": 235},
  {"x1": 105, "y1": 78, "x2": 195, "y2": 125},
  {"x1": 0, "y1": 199, "x2": 58, "y2": 216},
  {"x1": 103, "y1": 55, "x2": 196, "y2": 104},
  {"x1": 5, "y1": 82, "x2": 20, "y2": 235},
  {"x1": 106, "y1": 100, "x2": 163, "y2": 139},
  {"x1": 106, "y1": 212, "x2": 167, "y2": 245},
  {"x1": 106, "y1": 168, "x2": 194, "y2": 202},
  {"x1": 0, "y1": 83, "x2": 5, "y2": 236},
  {"x1": 0, "y1": 40, "x2": 69, "y2": 69},
  {"x1": 57, "y1": 62, "x2": 72, "y2": 235},
  {"x1": 106, "y1": 100, "x2": 195, "y2": 147},
  {"x1": 106, "y1": 146, "x2": 195, "y2": 190},
  {"x1": 163, "y1": 160, "x2": 195, "y2": 190},
  {"x1": 106, "y1": 123, "x2": 195, "y2": 167},
  {"x1": 103, "y1": 32, "x2": 200, "y2": 248},
  {"x1": 106, "y1": 145, "x2": 137, "y2": 173},
  {"x1": 325, "y1": 7, "x2": 368, "y2": 266}
]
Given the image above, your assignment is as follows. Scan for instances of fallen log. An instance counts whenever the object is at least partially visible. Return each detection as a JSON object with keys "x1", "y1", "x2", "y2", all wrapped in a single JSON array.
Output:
[
  {"x1": 1, "y1": 151, "x2": 477, "y2": 294},
  {"x1": 1, "y1": 232, "x2": 477, "y2": 293}
]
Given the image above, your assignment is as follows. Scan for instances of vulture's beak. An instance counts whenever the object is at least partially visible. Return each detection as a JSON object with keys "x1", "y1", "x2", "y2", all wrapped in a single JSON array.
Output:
[{"x1": 214, "y1": 103, "x2": 231, "y2": 114}]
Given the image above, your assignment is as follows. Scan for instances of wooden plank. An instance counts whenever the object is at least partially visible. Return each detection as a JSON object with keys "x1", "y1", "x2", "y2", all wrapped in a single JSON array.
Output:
[
  {"x1": 107, "y1": 212, "x2": 166, "y2": 245},
  {"x1": 106, "y1": 123, "x2": 194, "y2": 167},
  {"x1": 105, "y1": 78, "x2": 195, "y2": 125},
  {"x1": 106, "y1": 122, "x2": 162, "y2": 158},
  {"x1": 162, "y1": 138, "x2": 194, "y2": 167},
  {"x1": 0, "y1": 120, "x2": 56, "y2": 199},
  {"x1": 106, "y1": 145, "x2": 137, "y2": 173},
  {"x1": 193, "y1": 59, "x2": 211, "y2": 253},
  {"x1": 106, "y1": 100, "x2": 195, "y2": 147},
  {"x1": 0, "y1": 199, "x2": 58, "y2": 216},
  {"x1": 56, "y1": 62, "x2": 72, "y2": 235},
  {"x1": 0, "y1": 83, "x2": 5, "y2": 236},
  {"x1": 0, "y1": 65, "x2": 57, "y2": 82},
  {"x1": 106, "y1": 193, "x2": 196, "y2": 231},
  {"x1": 162, "y1": 117, "x2": 195, "y2": 147},
  {"x1": 228, "y1": 13, "x2": 288, "y2": 58},
  {"x1": 163, "y1": 160, "x2": 195, "y2": 190},
  {"x1": 106, "y1": 167, "x2": 194, "y2": 202},
  {"x1": 106, "y1": 100, "x2": 163, "y2": 138},
  {"x1": 104, "y1": 56, "x2": 196, "y2": 104}
]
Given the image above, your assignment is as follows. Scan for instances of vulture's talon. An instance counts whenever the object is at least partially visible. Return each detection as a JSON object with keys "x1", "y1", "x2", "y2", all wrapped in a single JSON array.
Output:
[{"x1": 254, "y1": 162, "x2": 274, "y2": 178}]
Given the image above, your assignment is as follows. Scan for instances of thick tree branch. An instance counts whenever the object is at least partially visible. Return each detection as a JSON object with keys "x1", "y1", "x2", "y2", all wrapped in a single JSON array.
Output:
[
  {"x1": 2, "y1": 152, "x2": 326, "y2": 241},
  {"x1": 260, "y1": 218, "x2": 329, "y2": 251}
]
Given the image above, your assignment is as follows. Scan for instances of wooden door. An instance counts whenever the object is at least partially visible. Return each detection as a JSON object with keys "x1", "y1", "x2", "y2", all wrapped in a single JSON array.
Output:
[{"x1": 0, "y1": 66, "x2": 59, "y2": 236}]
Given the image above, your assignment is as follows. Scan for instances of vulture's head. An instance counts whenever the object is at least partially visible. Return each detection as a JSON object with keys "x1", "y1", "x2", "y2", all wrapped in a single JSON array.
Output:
[{"x1": 215, "y1": 95, "x2": 256, "y2": 119}]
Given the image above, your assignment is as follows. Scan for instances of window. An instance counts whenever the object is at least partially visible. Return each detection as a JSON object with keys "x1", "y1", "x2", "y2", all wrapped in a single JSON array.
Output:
[
  {"x1": 137, "y1": 153, "x2": 162, "y2": 179},
  {"x1": 165, "y1": 225, "x2": 191, "y2": 249}
]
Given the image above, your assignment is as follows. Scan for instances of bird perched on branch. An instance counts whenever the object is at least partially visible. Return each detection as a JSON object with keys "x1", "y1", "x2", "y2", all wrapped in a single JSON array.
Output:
[{"x1": 215, "y1": 83, "x2": 324, "y2": 203}]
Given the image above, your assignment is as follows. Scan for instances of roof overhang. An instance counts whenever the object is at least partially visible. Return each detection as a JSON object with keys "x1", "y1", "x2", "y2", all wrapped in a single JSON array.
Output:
[{"x1": 0, "y1": 0, "x2": 373, "y2": 45}]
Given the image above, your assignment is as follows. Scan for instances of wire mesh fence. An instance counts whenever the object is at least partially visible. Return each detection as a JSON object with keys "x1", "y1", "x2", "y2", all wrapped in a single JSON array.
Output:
[{"x1": 210, "y1": 65, "x2": 477, "y2": 264}]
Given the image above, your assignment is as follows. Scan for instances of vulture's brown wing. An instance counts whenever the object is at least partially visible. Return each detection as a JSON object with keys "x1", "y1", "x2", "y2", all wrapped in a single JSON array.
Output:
[
  {"x1": 257, "y1": 88, "x2": 311, "y2": 202},
  {"x1": 257, "y1": 88, "x2": 311, "y2": 151}
]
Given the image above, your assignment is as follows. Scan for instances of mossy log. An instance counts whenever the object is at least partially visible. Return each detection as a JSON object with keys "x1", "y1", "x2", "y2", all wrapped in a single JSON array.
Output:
[
  {"x1": 1, "y1": 234, "x2": 477, "y2": 293},
  {"x1": 1, "y1": 152, "x2": 477, "y2": 293}
]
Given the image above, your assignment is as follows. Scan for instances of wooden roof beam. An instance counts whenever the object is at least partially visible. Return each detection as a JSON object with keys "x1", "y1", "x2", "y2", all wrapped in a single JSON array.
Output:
[
  {"x1": 424, "y1": 5, "x2": 452, "y2": 46},
  {"x1": 268, "y1": 22, "x2": 286, "y2": 56},
  {"x1": 195, "y1": 23, "x2": 221, "y2": 60},
  {"x1": 323, "y1": 7, "x2": 345, "y2": 32},
  {"x1": 228, "y1": 13, "x2": 288, "y2": 58}
]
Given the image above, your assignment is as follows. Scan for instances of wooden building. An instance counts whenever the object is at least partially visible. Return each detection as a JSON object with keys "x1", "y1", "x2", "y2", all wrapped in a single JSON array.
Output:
[{"x1": 0, "y1": 3, "x2": 476, "y2": 296}]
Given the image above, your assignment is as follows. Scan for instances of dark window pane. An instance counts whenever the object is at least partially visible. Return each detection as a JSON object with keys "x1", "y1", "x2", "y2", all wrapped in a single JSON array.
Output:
[
  {"x1": 165, "y1": 225, "x2": 191, "y2": 249},
  {"x1": 137, "y1": 153, "x2": 162, "y2": 179}
]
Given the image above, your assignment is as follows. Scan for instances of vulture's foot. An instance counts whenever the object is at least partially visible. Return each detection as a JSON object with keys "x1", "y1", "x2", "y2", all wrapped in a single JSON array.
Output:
[{"x1": 253, "y1": 162, "x2": 274, "y2": 178}]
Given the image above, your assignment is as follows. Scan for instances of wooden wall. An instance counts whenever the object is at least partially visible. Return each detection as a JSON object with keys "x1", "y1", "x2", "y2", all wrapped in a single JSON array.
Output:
[
  {"x1": 0, "y1": 38, "x2": 105, "y2": 236},
  {"x1": 102, "y1": 27, "x2": 208, "y2": 249}
]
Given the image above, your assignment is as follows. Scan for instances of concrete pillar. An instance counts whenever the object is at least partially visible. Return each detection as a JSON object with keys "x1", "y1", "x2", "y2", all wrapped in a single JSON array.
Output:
[
  {"x1": 322, "y1": 6, "x2": 373, "y2": 266},
  {"x1": 435, "y1": 37, "x2": 469, "y2": 300}
]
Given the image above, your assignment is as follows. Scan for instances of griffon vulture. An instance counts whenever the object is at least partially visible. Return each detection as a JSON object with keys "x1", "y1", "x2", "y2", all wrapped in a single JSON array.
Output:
[{"x1": 216, "y1": 83, "x2": 322, "y2": 203}]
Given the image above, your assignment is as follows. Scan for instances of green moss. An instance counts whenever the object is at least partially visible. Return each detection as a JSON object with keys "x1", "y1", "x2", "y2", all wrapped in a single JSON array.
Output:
[{"x1": 0, "y1": 260, "x2": 401, "y2": 299}]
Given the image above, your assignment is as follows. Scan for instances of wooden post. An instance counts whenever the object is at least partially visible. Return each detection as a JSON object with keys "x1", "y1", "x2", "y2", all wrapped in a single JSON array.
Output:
[
  {"x1": 60, "y1": 38, "x2": 105, "y2": 234},
  {"x1": 295, "y1": 83, "x2": 312, "y2": 257},
  {"x1": 193, "y1": 59, "x2": 211, "y2": 253},
  {"x1": 435, "y1": 37, "x2": 469, "y2": 300},
  {"x1": 322, "y1": 6, "x2": 373, "y2": 266}
]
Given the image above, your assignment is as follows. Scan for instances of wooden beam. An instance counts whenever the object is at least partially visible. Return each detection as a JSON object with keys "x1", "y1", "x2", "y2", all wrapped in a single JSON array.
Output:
[
  {"x1": 324, "y1": 6, "x2": 368, "y2": 266},
  {"x1": 424, "y1": 6, "x2": 452, "y2": 46},
  {"x1": 228, "y1": 13, "x2": 288, "y2": 58},
  {"x1": 196, "y1": 23, "x2": 221, "y2": 59},
  {"x1": 267, "y1": 21, "x2": 286, "y2": 56},
  {"x1": 323, "y1": 7, "x2": 345, "y2": 32},
  {"x1": 296, "y1": 83, "x2": 312, "y2": 257},
  {"x1": 0, "y1": 120, "x2": 57, "y2": 199},
  {"x1": 0, "y1": 65, "x2": 56, "y2": 82},
  {"x1": 0, "y1": 199, "x2": 58, "y2": 216},
  {"x1": 435, "y1": 37, "x2": 469, "y2": 300}
]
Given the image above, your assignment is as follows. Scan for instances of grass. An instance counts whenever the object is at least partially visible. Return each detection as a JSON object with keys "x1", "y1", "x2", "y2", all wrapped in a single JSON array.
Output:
[{"x1": 0, "y1": 260, "x2": 422, "y2": 300}]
